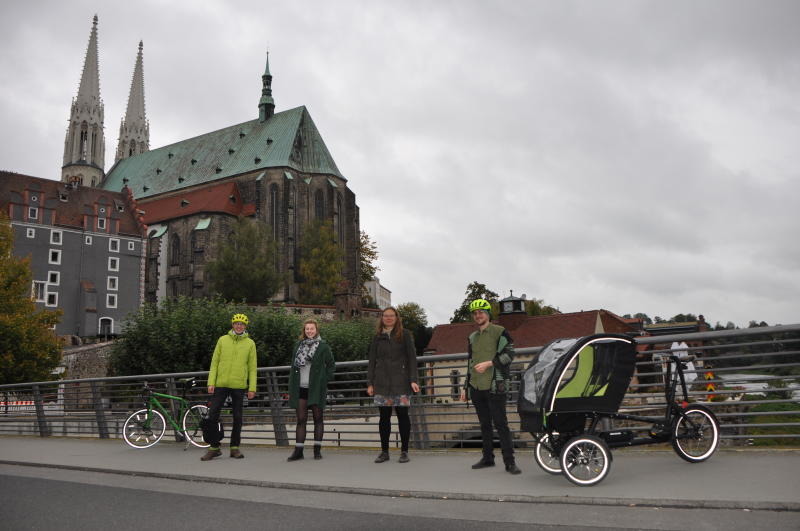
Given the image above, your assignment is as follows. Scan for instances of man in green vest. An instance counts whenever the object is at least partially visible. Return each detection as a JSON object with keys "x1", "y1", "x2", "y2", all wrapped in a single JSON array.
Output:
[
  {"x1": 460, "y1": 299, "x2": 521, "y2": 474},
  {"x1": 201, "y1": 313, "x2": 257, "y2": 461}
]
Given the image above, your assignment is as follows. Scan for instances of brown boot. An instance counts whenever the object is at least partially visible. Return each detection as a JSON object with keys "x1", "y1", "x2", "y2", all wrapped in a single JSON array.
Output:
[
  {"x1": 201, "y1": 448, "x2": 222, "y2": 461},
  {"x1": 230, "y1": 448, "x2": 244, "y2": 459}
]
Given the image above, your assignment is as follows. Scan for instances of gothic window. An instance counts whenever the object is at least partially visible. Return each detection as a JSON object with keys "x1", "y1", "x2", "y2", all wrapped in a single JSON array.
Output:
[
  {"x1": 171, "y1": 234, "x2": 181, "y2": 266},
  {"x1": 336, "y1": 193, "x2": 343, "y2": 244},
  {"x1": 314, "y1": 189, "x2": 324, "y2": 220},
  {"x1": 270, "y1": 184, "x2": 279, "y2": 239}
]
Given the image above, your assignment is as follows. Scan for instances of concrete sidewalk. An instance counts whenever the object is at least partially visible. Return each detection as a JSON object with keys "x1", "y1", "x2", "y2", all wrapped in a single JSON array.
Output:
[{"x1": 0, "y1": 436, "x2": 798, "y2": 511}]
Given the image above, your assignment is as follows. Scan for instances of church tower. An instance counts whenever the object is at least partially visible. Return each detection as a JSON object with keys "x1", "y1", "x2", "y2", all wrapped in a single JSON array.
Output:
[
  {"x1": 115, "y1": 41, "x2": 149, "y2": 162},
  {"x1": 61, "y1": 15, "x2": 105, "y2": 186},
  {"x1": 258, "y1": 51, "x2": 275, "y2": 122}
]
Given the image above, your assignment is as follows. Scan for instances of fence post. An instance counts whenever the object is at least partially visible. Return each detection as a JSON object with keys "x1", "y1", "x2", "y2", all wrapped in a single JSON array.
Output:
[
  {"x1": 166, "y1": 378, "x2": 182, "y2": 442},
  {"x1": 410, "y1": 392, "x2": 431, "y2": 450},
  {"x1": 32, "y1": 385, "x2": 51, "y2": 437},
  {"x1": 90, "y1": 381, "x2": 109, "y2": 438},
  {"x1": 266, "y1": 370, "x2": 289, "y2": 446}
]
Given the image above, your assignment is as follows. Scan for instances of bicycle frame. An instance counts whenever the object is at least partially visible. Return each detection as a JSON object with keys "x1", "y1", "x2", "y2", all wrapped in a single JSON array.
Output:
[{"x1": 141, "y1": 389, "x2": 191, "y2": 434}]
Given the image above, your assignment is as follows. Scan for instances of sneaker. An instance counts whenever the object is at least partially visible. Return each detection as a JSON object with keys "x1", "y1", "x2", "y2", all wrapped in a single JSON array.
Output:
[
  {"x1": 374, "y1": 452, "x2": 390, "y2": 463},
  {"x1": 201, "y1": 449, "x2": 222, "y2": 461},
  {"x1": 505, "y1": 463, "x2": 522, "y2": 475},
  {"x1": 230, "y1": 448, "x2": 244, "y2": 459},
  {"x1": 471, "y1": 458, "x2": 495, "y2": 469},
  {"x1": 398, "y1": 451, "x2": 410, "y2": 463},
  {"x1": 287, "y1": 447, "x2": 304, "y2": 461}
]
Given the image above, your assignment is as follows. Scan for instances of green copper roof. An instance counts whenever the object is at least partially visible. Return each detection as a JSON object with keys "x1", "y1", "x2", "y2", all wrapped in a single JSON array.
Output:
[{"x1": 102, "y1": 106, "x2": 343, "y2": 199}]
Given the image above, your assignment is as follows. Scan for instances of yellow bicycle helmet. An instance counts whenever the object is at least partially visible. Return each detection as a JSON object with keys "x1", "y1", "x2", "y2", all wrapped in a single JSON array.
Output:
[
  {"x1": 469, "y1": 299, "x2": 492, "y2": 314},
  {"x1": 231, "y1": 313, "x2": 249, "y2": 325}
]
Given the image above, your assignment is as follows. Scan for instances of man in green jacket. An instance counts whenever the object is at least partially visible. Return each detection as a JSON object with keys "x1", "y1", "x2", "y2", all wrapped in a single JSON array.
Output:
[
  {"x1": 201, "y1": 313, "x2": 257, "y2": 461},
  {"x1": 460, "y1": 299, "x2": 521, "y2": 474}
]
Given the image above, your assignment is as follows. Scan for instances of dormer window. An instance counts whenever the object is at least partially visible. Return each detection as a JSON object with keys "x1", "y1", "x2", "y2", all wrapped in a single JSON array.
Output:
[
  {"x1": 168, "y1": 152, "x2": 174, "y2": 159},
  {"x1": 59, "y1": 193, "x2": 68, "y2": 202},
  {"x1": 156, "y1": 168, "x2": 162, "y2": 174},
  {"x1": 97, "y1": 218, "x2": 106, "y2": 230},
  {"x1": 191, "y1": 159, "x2": 197, "y2": 165},
  {"x1": 228, "y1": 148, "x2": 235, "y2": 155},
  {"x1": 254, "y1": 157, "x2": 261, "y2": 164},
  {"x1": 28, "y1": 207, "x2": 38, "y2": 220},
  {"x1": 215, "y1": 166, "x2": 222, "y2": 174}
]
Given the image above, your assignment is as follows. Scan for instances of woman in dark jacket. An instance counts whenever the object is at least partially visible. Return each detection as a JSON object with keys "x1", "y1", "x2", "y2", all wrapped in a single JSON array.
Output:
[
  {"x1": 367, "y1": 306, "x2": 419, "y2": 463},
  {"x1": 287, "y1": 319, "x2": 335, "y2": 461}
]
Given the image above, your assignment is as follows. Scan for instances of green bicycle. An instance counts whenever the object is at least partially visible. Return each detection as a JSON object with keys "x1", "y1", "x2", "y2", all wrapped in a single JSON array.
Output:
[{"x1": 122, "y1": 378, "x2": 215, "y2": 449}]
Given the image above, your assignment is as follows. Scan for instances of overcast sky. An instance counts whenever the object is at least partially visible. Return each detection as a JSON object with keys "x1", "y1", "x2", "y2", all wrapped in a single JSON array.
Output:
[{"x1": 1, "y1": 0, "x2": 798, "y2": 328}]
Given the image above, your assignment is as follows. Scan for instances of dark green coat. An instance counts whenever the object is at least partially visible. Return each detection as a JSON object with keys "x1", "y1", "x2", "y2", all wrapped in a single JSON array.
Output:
[
  {"x1": 288, "y1": 339, "x2": 335, "y2": 408},
  {"x1": 367, "y1": 329, "x2": 418, "y2": 396}
]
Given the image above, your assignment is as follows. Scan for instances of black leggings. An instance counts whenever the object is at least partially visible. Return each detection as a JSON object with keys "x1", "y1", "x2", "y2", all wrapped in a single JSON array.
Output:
[
  {"x1": 378, "y1": 406, "x2": 410, "y2": 452},
  {"x1": 295, "y1": 397, "x2": 324, "y2": 444}
]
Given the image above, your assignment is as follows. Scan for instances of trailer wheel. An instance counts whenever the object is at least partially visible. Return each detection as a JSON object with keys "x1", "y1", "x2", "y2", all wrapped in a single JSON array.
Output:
[
  {"x1": 534, "y1": 434, "x2": 562, "y2": 474},
  {"x1": 560, "y1": 434, "x2": 611, "y2": 486}
]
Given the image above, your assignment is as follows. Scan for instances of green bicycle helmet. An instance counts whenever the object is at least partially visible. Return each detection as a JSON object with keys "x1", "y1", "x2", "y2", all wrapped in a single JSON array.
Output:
[
  {"x1": 469, "y1": 299, "x2": 492, "y2": 315},
  {"x1": 231, "y1": 313, "x2": 249, "y2": 325}
]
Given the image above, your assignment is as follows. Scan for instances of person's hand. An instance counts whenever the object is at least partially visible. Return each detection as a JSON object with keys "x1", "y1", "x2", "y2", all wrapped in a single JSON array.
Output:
[
  {"x1": 247, "y1": 391, "x2": 255, "y2": 400},
  {"x1": 367, "y1": 385, "x2": 374, "y2": 396},
  {"x1": 411, "y1": 382, "x2": 420, "y2": 393},
  {"x1": 474, "y1": 361, "x2": 493, "y2": 373},
  {"x1": 459, "y1": 389, "x2": 467, "y2": 402},
  {"x1": 208, "y1": 386, "x2": 215, "y2": 394}
]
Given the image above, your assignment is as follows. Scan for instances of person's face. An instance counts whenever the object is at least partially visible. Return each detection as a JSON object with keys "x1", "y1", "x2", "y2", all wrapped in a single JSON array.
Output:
[
  {"x1": 382, "y1": 310, "x2": 397, "y2": 329},
  {"x1": 232, "y1": 321, "x2": 246, "y2": 333},
  {"x1": 472, "y1": 310, "x2": 489, "y2": 326},
  {"x1": 304, "y1": 323, "x2": 318, "y2": 339}
]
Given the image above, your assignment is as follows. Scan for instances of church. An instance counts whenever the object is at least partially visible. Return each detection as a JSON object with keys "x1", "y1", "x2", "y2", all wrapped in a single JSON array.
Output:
[{"x1": 64, "y1": 16, "x2": 361, "y2": 305}]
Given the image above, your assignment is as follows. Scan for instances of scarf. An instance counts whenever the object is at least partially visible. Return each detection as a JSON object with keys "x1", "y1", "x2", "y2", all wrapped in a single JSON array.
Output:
[{"x1": 294, "y1": 336, "x2": 321, "y2": 368}]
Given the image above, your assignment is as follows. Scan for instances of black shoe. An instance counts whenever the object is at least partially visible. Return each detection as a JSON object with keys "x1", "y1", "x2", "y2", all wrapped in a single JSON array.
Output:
[
  {"x1": 398, "y1": 451, "x2": 410, "y2": 463},
  {"x1": 287, "y1": 447, "x2": 304, "y2": 461},
  {"x1": 313, "y1": 446, "x2": 322, "y2": 460},
  {"x1": 471, "y1": 458, "x2": 495, "y2": 469},
  {"x1": 374, "y1": 452, "x2": 390, "y2": 463},
  {"x1": 505, "y1": 463, "x2": 522, "y2": 475}
]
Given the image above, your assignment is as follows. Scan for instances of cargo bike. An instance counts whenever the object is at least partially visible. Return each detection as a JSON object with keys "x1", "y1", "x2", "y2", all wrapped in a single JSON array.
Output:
[{"x1": 518, "y1": 334, "x2": 720, "y2": 486}]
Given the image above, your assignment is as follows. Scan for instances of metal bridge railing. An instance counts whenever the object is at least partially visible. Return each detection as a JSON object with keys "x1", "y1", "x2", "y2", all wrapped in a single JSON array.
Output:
[{"x1": 1, "y1": 324, "x2": 798, "y2": 449}]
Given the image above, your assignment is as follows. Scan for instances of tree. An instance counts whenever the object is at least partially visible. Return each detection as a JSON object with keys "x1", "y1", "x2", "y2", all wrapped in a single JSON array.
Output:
[
  {"x1": 298, "y1": 220, "x2": 344, "y2": 305},
  {"x1": 206, "y1": 218, "x2": 282, "y2": 303},
  {"x1": 450, "y1": 281, "x2": 499, "y2": 323},
  {"x1": 110, "y1": 297, "x2": 303, "y2": 375},
  {"x1": 397, "y1": 302, "x2": 432, "y2": 354},
  {"x1": 524, "y1": 297, "x2": 559, "y2": 316},
  {"x1": 358, "y1": 230, "x2": 379, "y2": 306},
  {"x1": 0, "y1": 213, "x2": 62, "y2": 384}
]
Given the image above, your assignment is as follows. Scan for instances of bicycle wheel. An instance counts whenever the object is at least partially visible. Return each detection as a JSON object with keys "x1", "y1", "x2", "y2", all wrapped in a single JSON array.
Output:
[
  {"x1": 534, "y1": 434, "x2": 562, "y2": 475},
  {"x1": 182, "y1": 404, "x2": 211, "y2": 448},
  {"x1": 559, "y1": 434, "x2": 611, "y2": 486},
  {"x1": 671, "y1": 405, "x2": 719, "y2": 463},
  {"x1": 122, "y1": 408, "x2": 166, "y2": 449}
]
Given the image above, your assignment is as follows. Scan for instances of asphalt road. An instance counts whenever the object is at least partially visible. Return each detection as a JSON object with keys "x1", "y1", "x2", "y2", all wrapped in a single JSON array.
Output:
[{"x1": 1, "y1": 465, "x2": 798, "y2": 531}]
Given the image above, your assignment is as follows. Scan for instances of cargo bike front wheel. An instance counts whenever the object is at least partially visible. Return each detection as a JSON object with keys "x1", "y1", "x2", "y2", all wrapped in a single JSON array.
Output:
[
  {"x1": 559, "y1": 434, "x2": 611, "y2": 486},
  {"x1": 671, "y1": 405, "x2": 719, "y2": 463}
]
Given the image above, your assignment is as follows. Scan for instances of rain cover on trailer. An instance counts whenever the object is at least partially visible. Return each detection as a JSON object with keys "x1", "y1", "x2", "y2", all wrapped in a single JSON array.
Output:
[{"x1": 518, "y1": 334, "x2": 636, "y2": 432}]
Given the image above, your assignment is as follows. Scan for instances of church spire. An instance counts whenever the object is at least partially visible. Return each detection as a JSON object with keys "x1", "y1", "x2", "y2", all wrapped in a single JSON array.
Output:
[
  {"x1": 258, "y1": 51, "x2": 275, "y2": 122},
  {"x1": 115, "y1": 40, "x2": 150, "y2": 162},
  {"x1": 61, "y1": 14, "x2": 106, "y2": 186}
]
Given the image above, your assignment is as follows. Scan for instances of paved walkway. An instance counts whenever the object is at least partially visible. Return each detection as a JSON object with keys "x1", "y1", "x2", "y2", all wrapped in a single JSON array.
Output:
[{"x1": 0, "y1": 436, "x2": 798, "y2": 511}]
